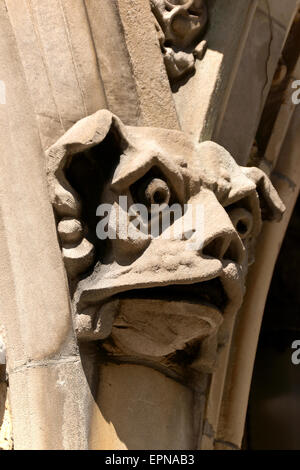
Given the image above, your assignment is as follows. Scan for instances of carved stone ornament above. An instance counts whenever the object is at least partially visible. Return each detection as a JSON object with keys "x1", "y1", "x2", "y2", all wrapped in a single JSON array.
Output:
[
  {"x1": 150, "y1": 0, "x2": 208, "y2": 82},
  {"x1": 47, "y1": 110, "x2": 285, "y2": 374}
]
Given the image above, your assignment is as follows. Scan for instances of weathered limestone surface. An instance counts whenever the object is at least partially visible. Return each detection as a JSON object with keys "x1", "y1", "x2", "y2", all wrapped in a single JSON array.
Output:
[
  {"x1": 90, "y1": 364, "x2": 195, "y2": 450},
  {"x1": 47, "y1": 109, "x2": 284, "y2": 349},
  {"x1": 5, "y1": 0, "x2": 107, "y2": 149},
  {"x1": 216, "y1": 0, "x2": 299, "y2": 165},
  {"x1": 150, "y1": 0, "x2": 208, "y2": 82},
  {"x1": 216, "y1": 105, "x2": 300, "y2": 450},
  {"x1": 215, "y1": 11, "x2": 300, "y2": 449},
  {"x1": 117, "y1": 0, "x2": 180, "y2": 129},
  {"x1": 46, "y1": 108, "x2": 284, "y2": 449},
  {"x1": 173, "y1": 0, "x2": 258, "y2": 141},
  {"x1": 0, "y1": 0, "x2": 95, "y2": 449},
  {"x1": 0, "y1": 0, "x2": 298, "y2": 450}
]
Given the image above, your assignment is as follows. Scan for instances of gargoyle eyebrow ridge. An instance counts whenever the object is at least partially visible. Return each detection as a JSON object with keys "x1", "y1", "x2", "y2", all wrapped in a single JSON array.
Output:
[{"x1": 110, "y1": 149, "x2": 185, "y2": 202}]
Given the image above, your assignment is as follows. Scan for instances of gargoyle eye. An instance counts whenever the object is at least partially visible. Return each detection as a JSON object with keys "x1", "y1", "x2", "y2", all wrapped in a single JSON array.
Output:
[
  {"x1": 137, "y1": 177, "x2": 171, "y2": 207},
  {"x1": 130, "y1": 167, "x2": 176, "y2": 210},
  {"x1": 228, "y1": 207, "x2": 254, "y2": 240}
]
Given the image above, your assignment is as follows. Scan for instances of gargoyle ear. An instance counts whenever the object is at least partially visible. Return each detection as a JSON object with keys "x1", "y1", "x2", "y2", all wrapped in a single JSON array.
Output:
[
  {"x1": 242, "y1": 167, "x2": 285, "y2": 222},
  {"x1": 46, "y1": 110, "x2": 129, "y2": 278}
]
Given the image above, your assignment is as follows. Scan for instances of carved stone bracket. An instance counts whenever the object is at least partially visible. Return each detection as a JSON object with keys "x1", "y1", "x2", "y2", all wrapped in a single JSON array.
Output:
[
  {"x1": 150, "y1": 0, "x2": 208, "y2": 82},
  {"x1": 47, "y1": 110, "x2": 285, "y2": 375}
]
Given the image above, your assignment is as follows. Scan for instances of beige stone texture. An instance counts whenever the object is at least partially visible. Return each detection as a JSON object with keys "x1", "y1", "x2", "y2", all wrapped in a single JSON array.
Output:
[
  {"x1": 117, "y1": 0, "x2": 180, "y2": 129},
  {"x1": 216, "y1": 3, "x2": 297, "y2": 165},
  {"x1": 150, "y1": 0, "x2": 208, "y2": 82},
  {"x1": 44, "y1": 105, "x2": 284, "y2": 451},
  {"x1": 259, "y1": 0, "x2": 299, "y2": 30},
  {"x1": 46, "y1": 110, "x2": 283, "y2": 375},
  {"x1": 90, "y1": 364, "x2": 195, "y2": 450},
  {"x1": 0, "y1": 1, "x2": 94, "y2": 449},
  {"x1": 216, "y1": 104, "x2": 300, "y2": 451},
  {"x1": 0, "y1": 0, "x2": 297, "y2": 451},
  {"x1": 174, "y1": 0, "x2": 258, "y2": 141},
  {"x1": 5, "y1": 0, "x2": 107, "y2": 149}
]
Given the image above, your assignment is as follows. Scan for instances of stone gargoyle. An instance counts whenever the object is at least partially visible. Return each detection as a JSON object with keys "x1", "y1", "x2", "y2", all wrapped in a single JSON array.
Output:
[
  {"x1": 47, "y1": 110, "x2": 285, "y2": 372},
  {"x1": 150, "y1": 0, "x2": 208, "y2": 81}
]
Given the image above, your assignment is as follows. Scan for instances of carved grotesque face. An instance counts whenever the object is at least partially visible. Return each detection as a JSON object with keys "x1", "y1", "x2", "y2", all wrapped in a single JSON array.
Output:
[
  {"x1": 47, "y1": 110, "x2": 284, "y2": 371},
  {"x1": 151, "y1": 0, "x2": 208, "y2": 49},
  {"x1": 151, "y1": 0, "x2": 208, "y2": 82}
]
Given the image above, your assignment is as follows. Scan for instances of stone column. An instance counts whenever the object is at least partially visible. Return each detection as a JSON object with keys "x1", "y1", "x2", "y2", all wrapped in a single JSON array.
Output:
[{"x1": 0, "y1": 0, "x2": 292, "y2": 450}]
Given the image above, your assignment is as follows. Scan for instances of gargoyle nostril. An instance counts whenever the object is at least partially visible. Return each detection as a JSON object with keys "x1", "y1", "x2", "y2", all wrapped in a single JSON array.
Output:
[
  {"x1": 202, "y1": 234, "x2": 244, "y2": 265},
  {"x1": 223, "y1": 238, "x2": 244, "y2": 265},
  {"x1": 202, "y1": 237, "x2": 224, "y2": 260}
]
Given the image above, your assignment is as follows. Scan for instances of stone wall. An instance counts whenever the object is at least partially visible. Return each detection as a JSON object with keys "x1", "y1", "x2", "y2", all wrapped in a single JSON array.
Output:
[{"x1": 0, "y1": 0, "x2": 299, "y2": 450}]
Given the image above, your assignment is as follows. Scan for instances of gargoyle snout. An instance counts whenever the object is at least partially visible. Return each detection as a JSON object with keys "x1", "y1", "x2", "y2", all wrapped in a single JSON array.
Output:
[{"x1": 181, "y1": 191, "x2": 246, "y2": 266}]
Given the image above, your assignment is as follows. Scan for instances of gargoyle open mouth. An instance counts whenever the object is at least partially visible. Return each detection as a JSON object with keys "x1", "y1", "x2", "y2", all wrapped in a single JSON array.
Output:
[
  {"x1": 117, "y1": 277, "x2": 228, "y2": 314},
  {"x1": 92, "y1": 277, "x2": 229, "y2": 361}
]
